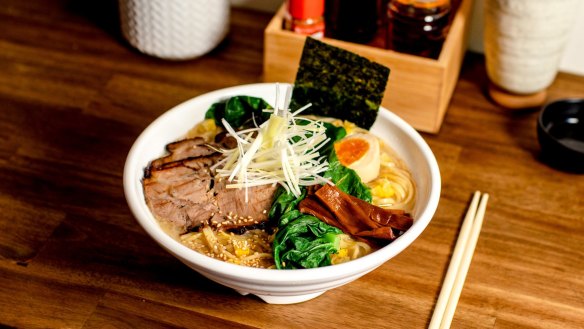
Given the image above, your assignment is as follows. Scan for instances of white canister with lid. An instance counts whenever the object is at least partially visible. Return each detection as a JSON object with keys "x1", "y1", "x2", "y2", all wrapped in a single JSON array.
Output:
[
  {"x1": 119, "y1": 0, "x2": 230, "y2": 60},
  {"x1": 484, "y1": 0, "x2": 579, "y2": 95}
]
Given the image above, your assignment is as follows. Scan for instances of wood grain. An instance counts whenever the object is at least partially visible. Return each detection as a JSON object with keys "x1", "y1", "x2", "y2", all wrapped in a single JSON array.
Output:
[{"x1": 1, "y1": 1, "x2": 583, "y2": 328}]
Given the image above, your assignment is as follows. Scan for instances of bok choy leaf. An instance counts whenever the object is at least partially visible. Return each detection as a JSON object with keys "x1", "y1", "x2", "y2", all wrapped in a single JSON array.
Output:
[
  {"x1": 205, "y1": 95, "x2": 272, "y2": 128},
  {"x1": 273, "y1": 215, "x2": 342, "y2": 269},
  {"x1": 324, "y1": 150, "x2": 372, "y2": 203}
]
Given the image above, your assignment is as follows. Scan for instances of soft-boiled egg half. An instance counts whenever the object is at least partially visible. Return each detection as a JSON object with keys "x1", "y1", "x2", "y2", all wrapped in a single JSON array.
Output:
[{"x1": 333, "y1": 133, "x2": 380, "y2": 183}]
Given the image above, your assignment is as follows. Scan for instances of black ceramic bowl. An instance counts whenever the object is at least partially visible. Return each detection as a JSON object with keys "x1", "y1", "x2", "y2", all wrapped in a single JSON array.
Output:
[{"x1": 537, "y1": 98, "x2": 584, "y2": 173}]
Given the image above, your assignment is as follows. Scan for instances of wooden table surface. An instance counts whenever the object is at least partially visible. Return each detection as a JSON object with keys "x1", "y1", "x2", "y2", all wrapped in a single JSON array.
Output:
[{"x1": 1, "y1": 1, "x2": 583, "y2": 328}]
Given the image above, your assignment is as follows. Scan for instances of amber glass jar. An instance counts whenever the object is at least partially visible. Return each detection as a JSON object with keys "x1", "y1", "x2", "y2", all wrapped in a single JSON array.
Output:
[{"x1": 386, "y1": 0, "x2": 451, "y2": 58}]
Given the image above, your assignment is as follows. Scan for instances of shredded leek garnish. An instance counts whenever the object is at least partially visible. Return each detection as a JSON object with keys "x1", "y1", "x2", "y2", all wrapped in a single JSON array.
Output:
[{"x1": 215, "y1": 86, "x2": 331, "y2": 200}]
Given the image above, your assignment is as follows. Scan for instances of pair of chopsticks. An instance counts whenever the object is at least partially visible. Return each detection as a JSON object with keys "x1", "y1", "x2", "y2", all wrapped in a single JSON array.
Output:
[{"x1": 429, "y1": 191, "x2": 489, "y2": 329}]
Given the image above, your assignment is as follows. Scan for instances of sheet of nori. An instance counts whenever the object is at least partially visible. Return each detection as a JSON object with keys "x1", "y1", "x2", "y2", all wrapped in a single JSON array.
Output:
[{"x1": 290, "y1": 38, "x2": 390, "y2": 129}]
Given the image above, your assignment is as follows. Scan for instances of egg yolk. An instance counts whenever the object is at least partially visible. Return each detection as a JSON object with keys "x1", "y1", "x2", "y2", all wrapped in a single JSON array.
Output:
[{"x1": 334, "y1": 138, "x2": 370, "y2": 166}]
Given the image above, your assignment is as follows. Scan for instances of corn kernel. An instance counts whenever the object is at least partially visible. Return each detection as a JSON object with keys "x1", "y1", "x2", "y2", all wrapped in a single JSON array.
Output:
[
  {"x1": 371, "y1": 179, "x2": 395, "y2": 198},
  {"x1": 342, "y1": 121, "x2": 357, "y2": 135},
  {"x1": 235, "y1": 248, "x2": 250, "y2": 257}
]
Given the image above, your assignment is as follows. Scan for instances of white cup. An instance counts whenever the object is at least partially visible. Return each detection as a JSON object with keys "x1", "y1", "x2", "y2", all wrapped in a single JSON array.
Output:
[
  {"x1": 119, "y1": 0, "x2": 230, "y2": 60},
  {"x1": 484, "y1": 0, "x2": 578, "y2": 94}
]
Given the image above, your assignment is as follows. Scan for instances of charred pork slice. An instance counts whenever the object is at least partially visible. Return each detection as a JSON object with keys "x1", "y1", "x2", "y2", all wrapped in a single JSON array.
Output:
[
  {"x1": 212, "y1": 178, "x2": 278, "y2": 230},
  {"x1": 214, "y1": 131, "x2": 238, "y2": 149},
  {"x1": 149, "y1": 137, "x2": 217, "y2": 170},
  {"x1": 143, "y1": 162, "x2": 217, "y2": 232},
  {"x1": 143, "y1": 137, "x2": 278, "y2": 234}
]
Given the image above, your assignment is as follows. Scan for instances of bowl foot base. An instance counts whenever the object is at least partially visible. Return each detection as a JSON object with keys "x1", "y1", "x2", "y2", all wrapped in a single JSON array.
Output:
[{"x1": 235, "y1": 290, "x2": 325, "y2": 304}]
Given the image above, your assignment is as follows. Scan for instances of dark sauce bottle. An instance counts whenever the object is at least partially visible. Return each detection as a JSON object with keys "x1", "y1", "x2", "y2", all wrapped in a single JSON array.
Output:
[
  {"x1": 386, "y1": 0, "x2": 451, "y2": 59},
  {"x1": 325, "y1": 0, "x2": 379, "y2": 44}
]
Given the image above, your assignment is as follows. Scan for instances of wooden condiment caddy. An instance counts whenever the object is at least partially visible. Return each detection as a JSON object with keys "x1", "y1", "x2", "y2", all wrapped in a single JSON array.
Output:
[{"x1": 263, "y1": 0, "x2": 474, "y2": 133}]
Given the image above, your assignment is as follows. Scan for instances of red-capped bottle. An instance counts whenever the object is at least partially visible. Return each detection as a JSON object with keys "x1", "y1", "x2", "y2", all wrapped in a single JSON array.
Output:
[{"x1": 284, "y1": 0, "x2": 325, "y2": 38}]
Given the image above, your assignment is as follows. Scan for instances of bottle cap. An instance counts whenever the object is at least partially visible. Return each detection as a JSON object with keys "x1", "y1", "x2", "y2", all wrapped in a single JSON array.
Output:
[{"x1": 288, "y1": 0, "x2": 324, "y2": 20}]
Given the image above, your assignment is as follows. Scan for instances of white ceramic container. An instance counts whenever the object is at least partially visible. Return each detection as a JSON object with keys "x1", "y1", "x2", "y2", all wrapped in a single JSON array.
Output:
[
  {"x1": 123, "y1": 83, "x2": 441, "y2": 304},
  {"x1": 484, "y1": 0, "x2": 579, "y2": 94},
  {"x1": 119, "y1": 0, "x2": 230, "y2": 60}
]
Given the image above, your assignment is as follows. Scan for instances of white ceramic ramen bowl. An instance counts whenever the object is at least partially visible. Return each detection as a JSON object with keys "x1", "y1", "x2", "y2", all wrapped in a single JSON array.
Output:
[{"x1": 123, "y1": 83, "x2": 441, "y2": 304}]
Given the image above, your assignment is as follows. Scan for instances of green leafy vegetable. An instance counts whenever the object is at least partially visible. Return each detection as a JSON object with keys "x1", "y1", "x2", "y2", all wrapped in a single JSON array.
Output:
[
  {"x1": 273, "y1": 215, "x2": 342, "y2": 269},
  {"x1": 324, "y1": 150, "x2": 372, "y2": 203},
  {"x1": 321, "y1": 121, "x2": 347, "y2": 155},
  {"x1": 205, "y1": 95, "x2": 272, "y2": 128},
  {"x1": 269, "y1": 187, "x2": 306, "y2": 228},
  {"x1": 266, "y1": 120, "x2": 370, "y2": 269},
  {"x1": 290, "y1": 37, "x2": 390, "y2": 129}
]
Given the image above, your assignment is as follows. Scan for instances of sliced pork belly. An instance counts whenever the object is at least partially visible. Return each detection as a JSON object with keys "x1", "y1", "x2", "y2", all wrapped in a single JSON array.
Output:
[
  {"x1": 213, "y1": 178, "x2": 278, "y2": 229},
  {"x1": 143, "y1": 136, "x2": 277, "y2": 234},
  {"x1": 143, "y1": 157, "x2": 218, "y2": 232},
  {"x1": 149, "y1": 137, "x2": 217, "y2": 170}
]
